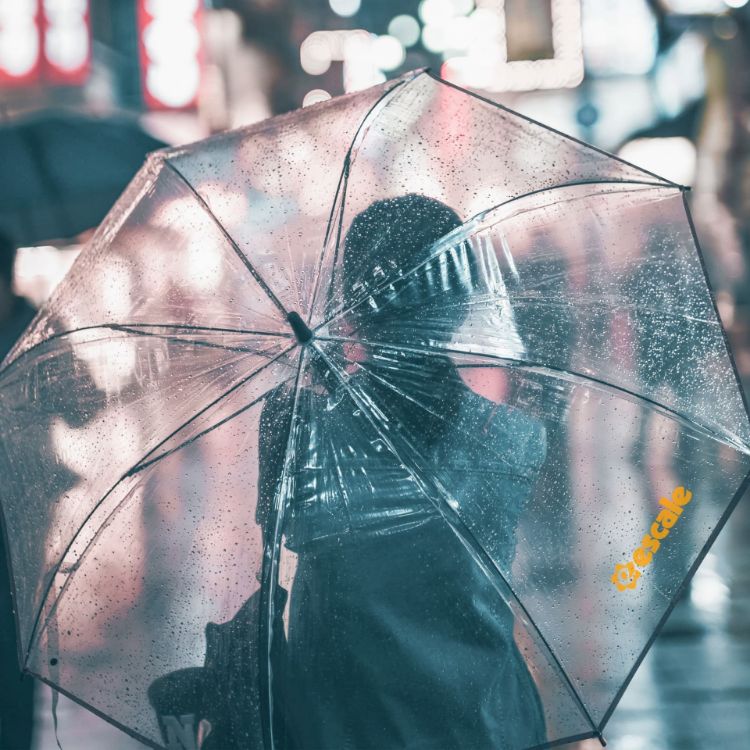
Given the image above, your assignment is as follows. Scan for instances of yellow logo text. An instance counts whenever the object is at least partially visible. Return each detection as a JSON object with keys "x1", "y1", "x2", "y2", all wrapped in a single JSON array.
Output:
[{"x1": 611, "y1": 486, "x2": 693, "y2": 592}]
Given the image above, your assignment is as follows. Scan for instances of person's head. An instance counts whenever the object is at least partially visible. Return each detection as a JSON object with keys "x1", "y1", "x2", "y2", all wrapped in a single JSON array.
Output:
[
  {"x1": 335, "y1": 195, "x2": 479, "y2": 446},
  {"x1": 340, "y1": 194, "x2": 477, "y2": 341}
]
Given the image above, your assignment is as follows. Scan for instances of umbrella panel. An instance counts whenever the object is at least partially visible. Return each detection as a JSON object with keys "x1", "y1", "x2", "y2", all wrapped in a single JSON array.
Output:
[
  {"x1": 309, "y1": 71, "x2": 671, "y2": 328},
  {"x1": 312, "y1": 171, "x2": 750, "y2": 729},
  {"x1": 167, "y1": 77, "x2": 397, "y2": 324},
  {"x1": 321, "y1": 183, "x2": 749, "y2": 453},
  {"x1": 26, "y1": 383, "x2": 293, "y2": 747},
  {"x1": 1, "y1": 329, "x2": 298, "y2": 674},
  {"x1": 5, "y1": 159, "x2": 290, "y2": 368},
  {"x1": 270, "y1": 354, "x2": 593, "y2": 749},
  {"x1": 1, "y1": 70, "x2": 749, "y2": 749}
]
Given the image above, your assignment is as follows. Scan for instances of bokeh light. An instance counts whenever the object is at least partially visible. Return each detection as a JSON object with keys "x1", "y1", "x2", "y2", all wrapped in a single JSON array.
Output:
[
  {"x1": 302, "y1": 88, "x2": 332, "y2": 106},
  {"x1": 387, "y1": 15, "x2": 421, "y2": 48},
  {"x1": 329, "y1": 0, "x2": 361, "y2": 18}
]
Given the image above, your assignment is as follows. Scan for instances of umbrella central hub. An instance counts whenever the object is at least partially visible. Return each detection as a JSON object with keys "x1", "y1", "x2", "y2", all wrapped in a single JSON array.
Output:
[{"x1": 287, "y1": 311, "x2": 314, "y2": 344}]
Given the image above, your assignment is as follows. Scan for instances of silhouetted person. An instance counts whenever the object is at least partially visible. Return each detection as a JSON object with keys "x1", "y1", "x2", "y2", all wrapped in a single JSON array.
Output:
[
  {"x1": 150, "y1": 196, "x2": 548, "y2": 750},
  {"x1": 0, "y1": 229, "x2": 36, "y2": 750}
]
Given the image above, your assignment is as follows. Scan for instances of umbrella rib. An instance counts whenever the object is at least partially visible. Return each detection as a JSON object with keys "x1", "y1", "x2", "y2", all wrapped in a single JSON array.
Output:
[
  {"x1": 22, "y1": 341, "x2": 298, "y2": 664},
  {"x1": 163, "y1": 159, "x2": 290, "y2": 318},
  {"x1": 351, "y1": 359, "x2": 521, "y2": 474},
  {"x1": 112, "y1": 325, "x2": 292, "y2": 356},
  {"x1": 128, "y1": 375, "x2": 294, "y2": 476},
  {"x1": 309, "y1": 157, "x2": 350, "y2": 327},
  {"x1": 319, "y1": 334, "x2": 750, "y2": 455},
  {"x1": 309, "y1": 341, "x2": 600, "y2": 740},
  {"x1": 307, "y1": 75, "x2": 412, "y2": 326},
  {"x1": 0, "y1": 323, "x2": 286, "y2": 376},
  {"x1": 316, "y1": 179, "x2": 682, "y2": 330},
  {"x1": 258, "y1": 349, "x2": 307, "y2": 750}
]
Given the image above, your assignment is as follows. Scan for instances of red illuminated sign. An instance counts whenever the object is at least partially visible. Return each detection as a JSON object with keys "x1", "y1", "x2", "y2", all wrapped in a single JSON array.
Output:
[
  {"x1": 0, "y1": 0, "x2": 91, "y2": 89},
  {"x1": 40, "y1": 0, "x2": 91, "y2": 85},
  {"x1": 0, "y1": 0, "x2": 42, "y2": 87},
  {"x1": 137, "y1": 0, "x2": 203, "y2": 110}
]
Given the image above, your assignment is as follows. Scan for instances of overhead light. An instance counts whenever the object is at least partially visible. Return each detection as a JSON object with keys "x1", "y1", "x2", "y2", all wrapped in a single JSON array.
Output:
[
  {"x1": 299, "y1": 29, "x2": 387, "y2": 93},
  {"x1": 300, "y1": 31, "x2": 333, "y2": 75},
  {"x1": 388, "y1": 15, "x2": 421, "y2": 48},
  {"x1": 618, "y1": 137, "x2": 696, "y2": 187},
  {"x1": 0, "y1": 0, "x2": 42, "y2": 83},
  {"x1": 372, "y1": 34, "x2": 405, "y2": 71},
  {"x1": 303, "y1": 88, "x2": 332, "y2": 107},
  {"x1": 137, "y1": 0, "x2": 203, "y2": 110},
  {"x1": 442, "y1": 0, "x2": 584, "y2": 92},
  {"x1": 329, "y1": 0, "x2": 361, "y2": 17},
  {"x1": 422, "y1": 23, "x2": 448, "y2": 53},
  {"x1": 419, "y1": 0, "x2": 454, "y2": 26}
]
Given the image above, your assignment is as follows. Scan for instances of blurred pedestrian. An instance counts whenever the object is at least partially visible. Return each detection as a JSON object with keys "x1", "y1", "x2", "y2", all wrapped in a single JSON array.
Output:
[
  {"x1": 0, "y1": 228, "x2": 36, "y2": 750},
  {"x1": 0, "y1": 232, "x2": 35, "y2": 361}
]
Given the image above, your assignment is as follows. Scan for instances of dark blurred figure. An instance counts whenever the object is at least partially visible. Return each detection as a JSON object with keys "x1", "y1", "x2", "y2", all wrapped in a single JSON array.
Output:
[
  {"x1": 225, "y1": 0, "x2": 300, "y2": 115},
  {"x1": 0, "y1": 229, "x2": 35, "y2": 750},
  {"x1": 0, "y1": 232, "x2": 35, "y2": 361}
]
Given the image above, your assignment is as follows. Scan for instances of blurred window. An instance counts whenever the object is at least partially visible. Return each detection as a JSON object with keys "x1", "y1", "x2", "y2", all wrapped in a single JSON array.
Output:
[{"x1": 505, "y1": 0, "x2": 554, "y2": 62}]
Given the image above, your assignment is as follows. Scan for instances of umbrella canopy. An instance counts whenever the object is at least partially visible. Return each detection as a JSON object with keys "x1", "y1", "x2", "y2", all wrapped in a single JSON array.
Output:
[
  {"x1": 0, "y1": 110, "x2": 165, "y2": 246},
  {"x1": 1, "y1": 69, "x2": 749, "y2": 750}
]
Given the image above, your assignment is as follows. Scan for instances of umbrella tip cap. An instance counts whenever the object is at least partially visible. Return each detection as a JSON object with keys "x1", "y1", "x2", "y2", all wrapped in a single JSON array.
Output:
[{"x1": 287, "y1": 311, "x2": 314, "y2": 344}]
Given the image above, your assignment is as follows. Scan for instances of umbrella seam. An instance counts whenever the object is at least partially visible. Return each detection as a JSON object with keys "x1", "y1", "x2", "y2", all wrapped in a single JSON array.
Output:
[
  {"x1": 349, "y1": 358, "x2": 522, "y2": 473},
  {"x1": 0, "y1": 323, "x2": 288, "y2": 378},
  {"x1": 258, "y1": 350, "x2": 307, "y2": 750},
  {"x1": 308, "y1": 73, "x2": 418, "y2": 327}
]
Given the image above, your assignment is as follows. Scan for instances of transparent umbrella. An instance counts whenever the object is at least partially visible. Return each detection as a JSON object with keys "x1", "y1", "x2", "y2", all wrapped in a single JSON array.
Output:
[{"x1": 1, "y1": 70, "x2": 749, "y2": 750}]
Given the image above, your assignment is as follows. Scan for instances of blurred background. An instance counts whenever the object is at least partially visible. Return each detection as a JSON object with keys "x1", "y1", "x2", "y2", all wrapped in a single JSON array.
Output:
[{"x1": 1, "y1": 1, "x2": 750, "y2": 749}]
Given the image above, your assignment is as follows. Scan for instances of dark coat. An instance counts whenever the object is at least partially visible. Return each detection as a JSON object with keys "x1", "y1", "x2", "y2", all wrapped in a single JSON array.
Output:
[{"x1": 150, "y1": 370, "x2": 548, "y2": 750}]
